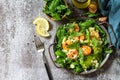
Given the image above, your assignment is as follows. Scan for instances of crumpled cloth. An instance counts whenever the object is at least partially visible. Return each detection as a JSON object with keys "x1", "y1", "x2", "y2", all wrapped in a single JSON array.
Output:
[{"x1": 98, "y1": 0, "x2": 120, "y2": 48}]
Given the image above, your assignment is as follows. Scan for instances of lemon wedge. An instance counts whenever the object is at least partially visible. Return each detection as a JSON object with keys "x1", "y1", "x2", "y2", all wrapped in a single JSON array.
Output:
[{"x1": 33, "y1": 17, "x2": 50, "y2": 37}]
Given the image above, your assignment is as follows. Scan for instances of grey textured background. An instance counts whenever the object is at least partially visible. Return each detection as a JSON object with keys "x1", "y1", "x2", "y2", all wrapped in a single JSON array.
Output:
[{"x1": 0, "y1": 0, "x2": 120, "y2": 80}]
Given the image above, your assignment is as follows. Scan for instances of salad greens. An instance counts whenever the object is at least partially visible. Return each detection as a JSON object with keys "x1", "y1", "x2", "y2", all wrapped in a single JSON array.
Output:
[
  {"x1": 43, "y1": 0, "x2": 71, "y2": 20},
  {"x1": 86, "y1": 12, "x2": 100, "y2": 18},
  {"x1": 55, "y1": 19, "x2": 113, "y2": 73}
]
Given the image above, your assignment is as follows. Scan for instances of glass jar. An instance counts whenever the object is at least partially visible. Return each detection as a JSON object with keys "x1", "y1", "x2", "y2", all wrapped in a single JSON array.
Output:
[{"x1": 72, "y1": 0, "x2": 91, "y2": 9}]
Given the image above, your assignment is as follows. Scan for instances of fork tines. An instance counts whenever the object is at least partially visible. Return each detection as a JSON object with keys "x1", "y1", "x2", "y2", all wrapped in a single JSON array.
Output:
[{"x1": 34, "y1": 35, "x2": 45, "y2": 52}]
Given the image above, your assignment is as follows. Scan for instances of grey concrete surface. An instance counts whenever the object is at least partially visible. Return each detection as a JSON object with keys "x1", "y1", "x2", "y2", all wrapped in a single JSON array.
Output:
[{"x1": 0, "y1": 0, "x2": 120, "y2": 80}]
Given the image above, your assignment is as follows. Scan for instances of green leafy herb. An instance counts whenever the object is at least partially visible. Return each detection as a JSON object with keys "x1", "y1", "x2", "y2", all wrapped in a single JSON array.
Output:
[
  {"x1": 79, "y1": 19, "x2": 95, "y2": 27},
  {"x1": 56, "y1": 26, "x2": 66, "y2": 48},
  {"x1": 94, "y1": 24, "x2": 105, "y2": 37},
  {"x1": 43, "y1": 0, "x2": 71, "y2": 20},
  {"x1": 55, "y1": 50, "x2": 66, "y2": 58},
  {"x1": 86, "y1": 29, "x2": 90, "y2": 43},
  {"x1": 70, "y1": 31, "x2": 82, "y2": 37},
  {"x1": 67, "y1": 42, "x2": 80, "y2": 49},
  {"x1": 86, "y1": 12, "x2": 100, "y2": 18},
  {"x1": 91, "y1": 37, "x2": 99, "y2": 47},
  {"x1": 78, "y1": 19, "x2": 96, "y2": 32}
]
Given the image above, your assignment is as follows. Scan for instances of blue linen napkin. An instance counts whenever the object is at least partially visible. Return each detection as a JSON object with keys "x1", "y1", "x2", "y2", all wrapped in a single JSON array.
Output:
[{"x1": 98, "y1": 0, "x2": 120, "y2": 48}]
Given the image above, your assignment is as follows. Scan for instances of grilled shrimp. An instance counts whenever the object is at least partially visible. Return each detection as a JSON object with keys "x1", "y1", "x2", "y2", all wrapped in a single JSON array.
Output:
[
  {"x1": 74, "y1": 35, "x2": 85, "y2": 41},
  {"x1": 62, "y1": 42, "x2": 68, "y2": 50},
  {"x1": 67, "y1": 49, "x2": 78, "y2": 59},
  {"x1": 79, "y1": 35, "x2": 85, "y2": 41},
  {"x1": 81, "y1": 46, "x2": 92, "y2": 56},
  {"x1": 62, "y1": 39, "x2": 72, "y2": 50}
]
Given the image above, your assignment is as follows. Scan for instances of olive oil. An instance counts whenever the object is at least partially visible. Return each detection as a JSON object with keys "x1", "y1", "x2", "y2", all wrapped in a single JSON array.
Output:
[{"x1": 72, "y1": 0, "x2": 91, "y2": 9}]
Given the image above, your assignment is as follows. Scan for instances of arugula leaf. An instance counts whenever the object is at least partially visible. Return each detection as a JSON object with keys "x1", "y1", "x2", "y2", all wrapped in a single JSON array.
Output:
[
  {"x1": 82, "y1": 55, "x2": 93, "y2": 69},
  {"x1": 78, "y1": 19, "x2": 96, "y2": 32},
  {"x1": 56, "y1": 26, "x2": 66, "y2": 48},
  {"x1": 55, "y1": 50, "x2": 67, "y2": 68},
  {"x1": 103, "y1": 47, "x2": 113, "y2": 57},
  {"x1": 105, "y1": 48, "x2": 113, "y2": 54},
  {"x1": 102, "y1": 38, "x2": 109, "y2": 46},
  {"x1": 55, "y1": 57, "x2": 66, "y2": 68},
  {"x1": 86, "y1": 12, "x2": 100, "y2": 18},
  {"x1": 69, "y1": 58, "x2": 84, "y2": 73},
  {"x1": 57, "y1": 5, "x2": 66, "y2": 13},
  {"x1": 70, "y1": 31, "x2": 82, "y2": 37},
  {"x1": 79, "y1": 19, "x2": 95, "y2": 27},
  {"x1": 65, "y1": 9, "x2": 71, "y2": 15},
  {"x1": 93, "y1": 46, "x2": 102, "y2": 54},
  {"x1": 74, "y1": 65, "x2": 83, "y2": 73},
  {"x1": 78, "y1": 48, "x2": 86, "y2": 70},
  {"x1": 49, "y1": 0, "x2": 60, "y2": 12},
  {"x1": 55, "y1": 50, "x2": 66, "y2": 58},
  {"x1": 67, "y1": 42, "x2": 80, "y2": 49},
  {"x1": 94, "y1": 24, "x2": 105, "y2": 37},
  {"x1": 51, "y1": 13, "x2": 61, "y2": 20},
  {"x1": 91, "y1": 37, "x2": 99, "y2": 47},
  {"x1": 68, "y1": 60, "x2": 84, "y2": 73},
  {"x1": 66, "y1": 58, "x2": 73, "y2": 64},
  {"x1": 86, "y1": 29, "x2": 90, "y2": 43},
  {"x1": 78, "y1": 48, "x2": 84, "y2": 61},
  {"x1": 65, "y1": 23, "x2": 74, "y2": 30}
]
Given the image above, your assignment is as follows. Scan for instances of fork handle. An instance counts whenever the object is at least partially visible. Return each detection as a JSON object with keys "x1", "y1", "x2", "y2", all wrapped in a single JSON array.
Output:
[{"x1": 43, "y1": 53, "x2": 53, "y2": 80}]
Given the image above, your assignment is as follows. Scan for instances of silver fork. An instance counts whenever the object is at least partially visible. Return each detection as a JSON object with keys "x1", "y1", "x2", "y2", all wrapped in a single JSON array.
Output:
[{"x1": 34, "y1": 35, "x2": 53, "y2": 80}]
